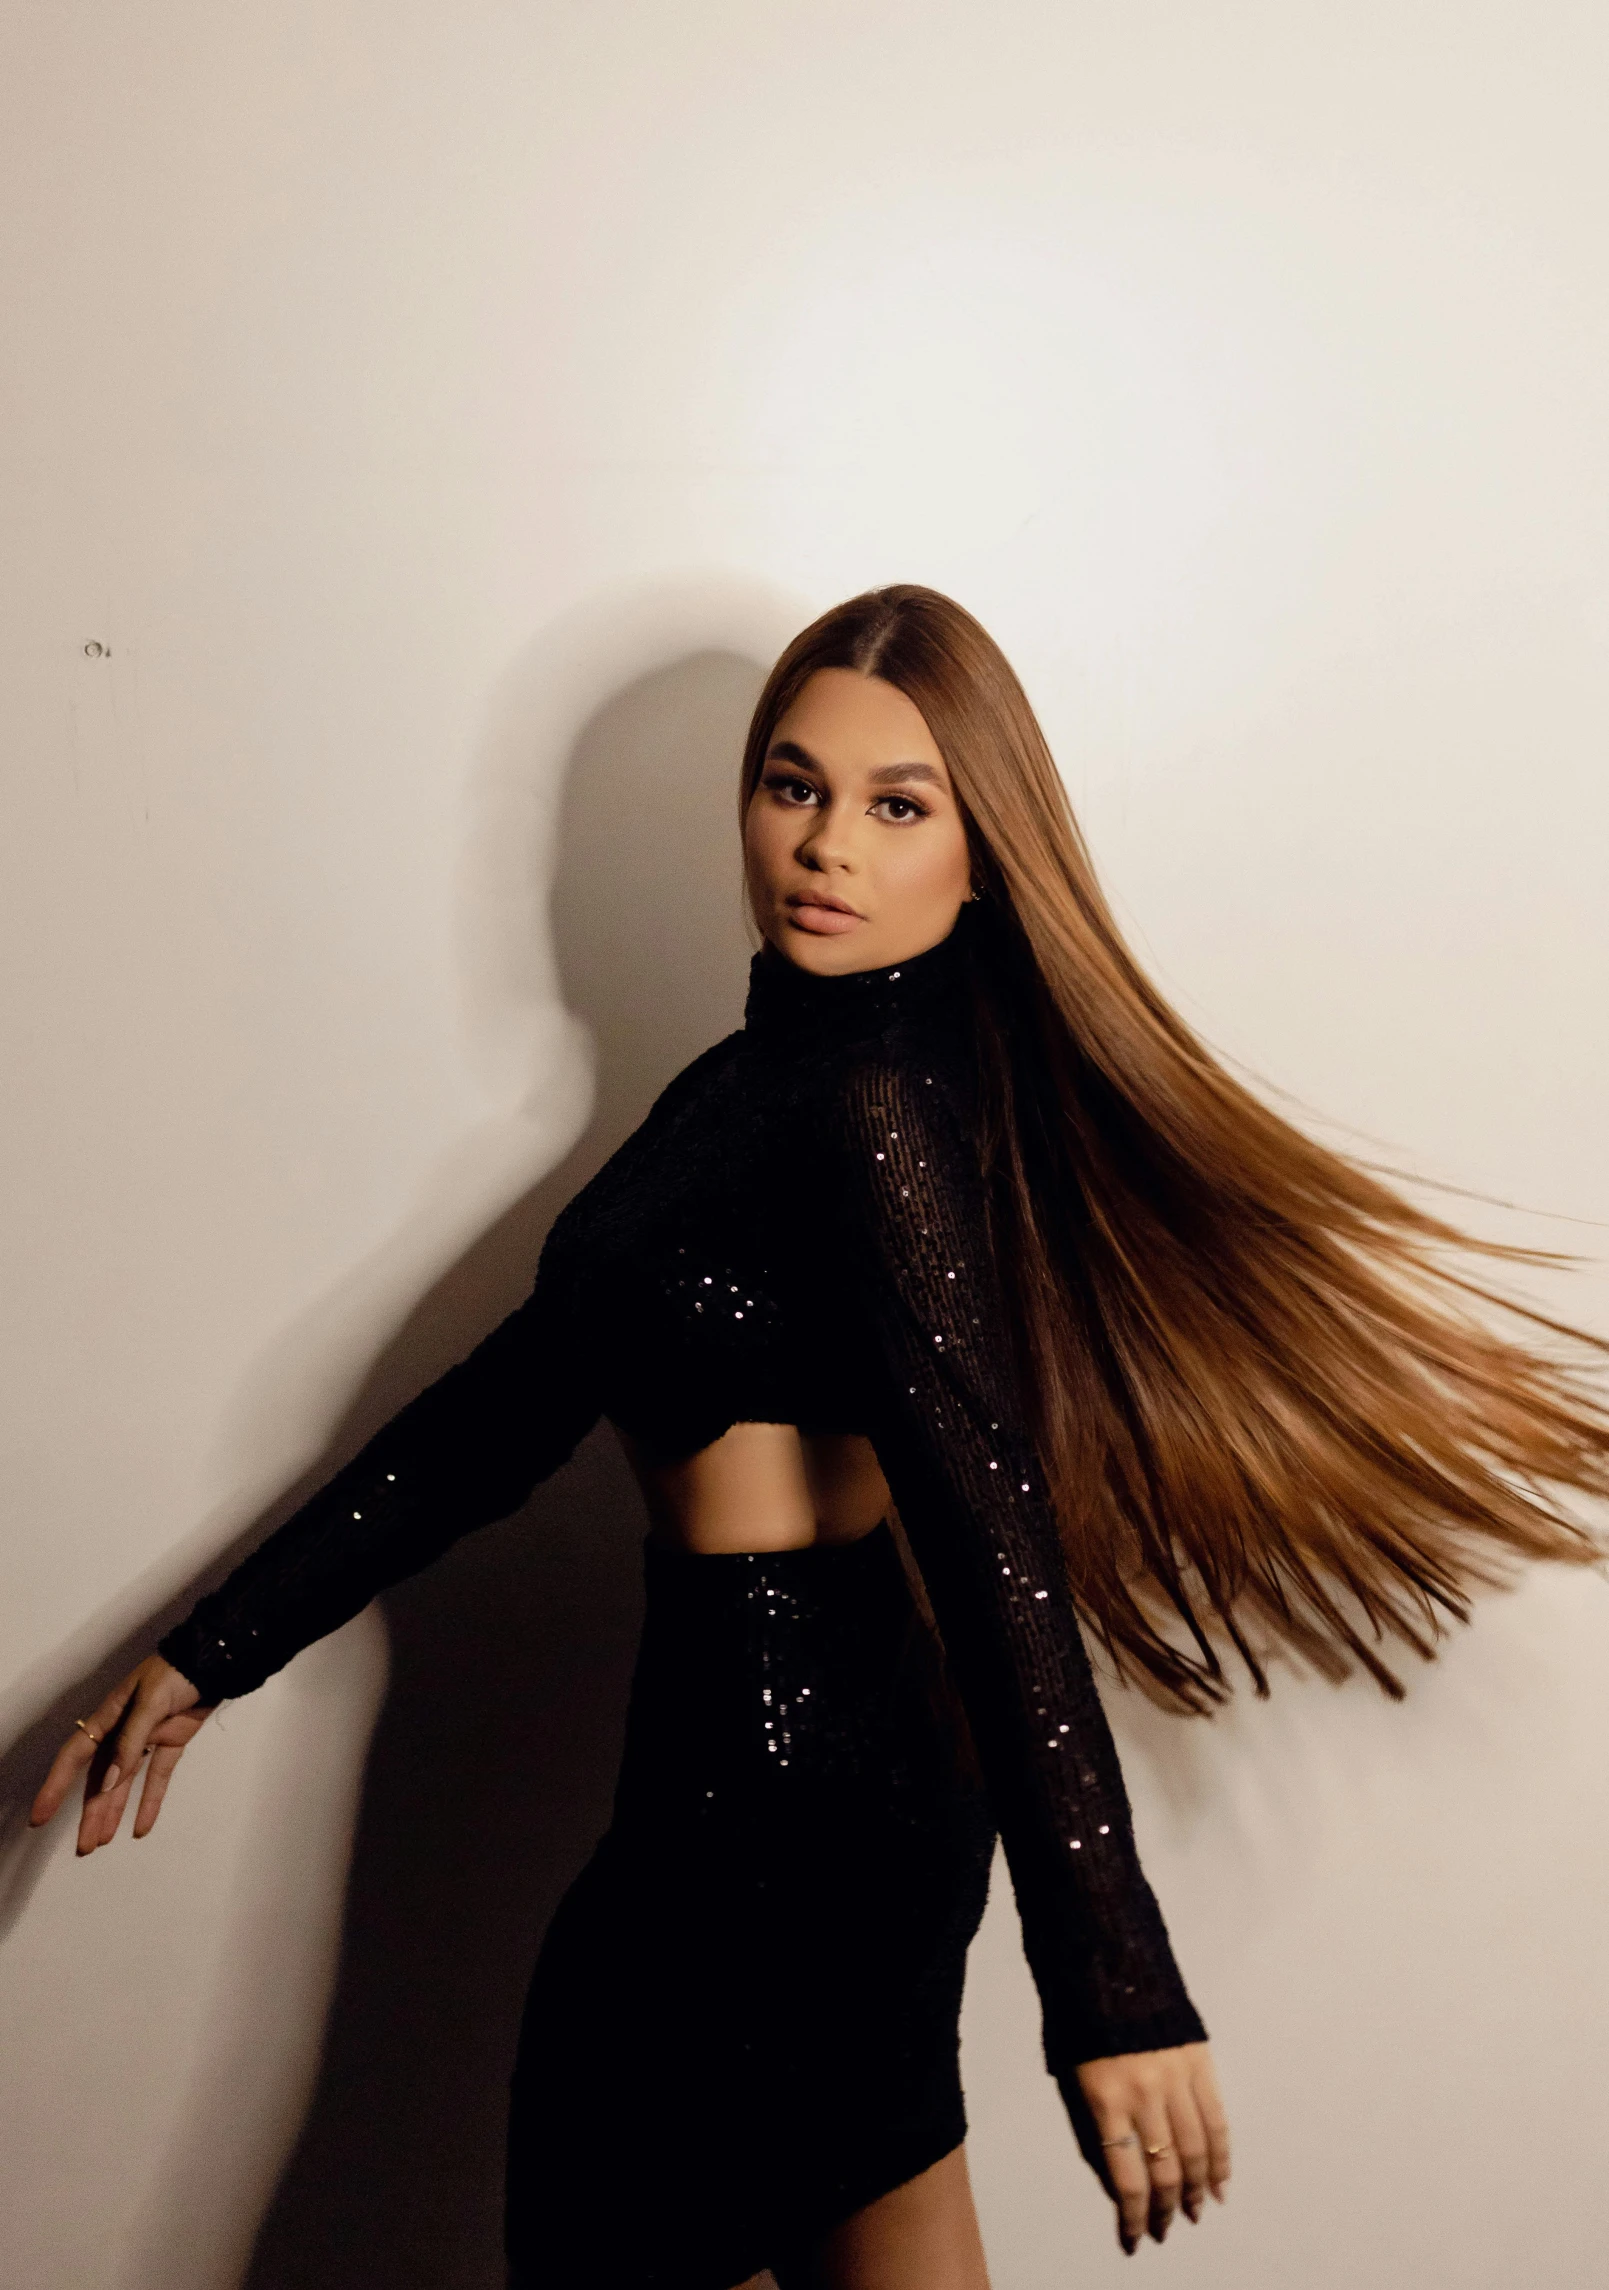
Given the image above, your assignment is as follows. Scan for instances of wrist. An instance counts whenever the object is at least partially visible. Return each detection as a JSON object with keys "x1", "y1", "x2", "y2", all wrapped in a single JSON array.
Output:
[{"x1": 1044, "y1": 1999, "x2": 1208, "y2": 2081}]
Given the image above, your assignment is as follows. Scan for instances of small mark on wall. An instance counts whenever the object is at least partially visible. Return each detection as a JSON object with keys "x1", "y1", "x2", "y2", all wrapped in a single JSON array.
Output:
[{"x1": 83, "y1": 640, "x2": 111, "y2": 658}]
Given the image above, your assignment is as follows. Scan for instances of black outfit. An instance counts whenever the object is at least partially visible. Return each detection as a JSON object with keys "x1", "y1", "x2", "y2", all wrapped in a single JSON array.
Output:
[
  {"x1": 505, "y1": 1526, "x2": 995, "y2": 2285},
  {"x1": 160, "y1": 913, "x2": 1206, "y2": 2286}
]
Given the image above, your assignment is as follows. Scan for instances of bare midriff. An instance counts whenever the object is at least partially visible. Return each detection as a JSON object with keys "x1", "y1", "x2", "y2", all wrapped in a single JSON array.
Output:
[{"x1": 618, "y1": 1421, "x2": 891, "y2": 1554}]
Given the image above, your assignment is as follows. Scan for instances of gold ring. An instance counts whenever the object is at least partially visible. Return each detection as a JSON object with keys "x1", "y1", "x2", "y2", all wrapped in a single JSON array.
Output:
[
  {"x1": 1145, "y1": 2143, "x2": 1174, "y2": 2159},
  {"x1": 74, "y1": 1719, "x2": 103, "y2": 1746}
]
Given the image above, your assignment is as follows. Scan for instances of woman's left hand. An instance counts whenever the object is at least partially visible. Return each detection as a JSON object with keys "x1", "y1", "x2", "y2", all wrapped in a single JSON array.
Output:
[
  {"x1": 29, "y1": 1656, "x2": 211, "y2": 1855},
  {"x1": 1072, "y1": 2041, "x2": 1230, "y2": 2253}
]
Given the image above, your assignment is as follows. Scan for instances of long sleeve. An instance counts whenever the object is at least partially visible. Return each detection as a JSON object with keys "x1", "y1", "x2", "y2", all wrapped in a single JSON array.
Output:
[
  {"x1": 159, "y1": 1241, "x2": 600, "y2": 1703},
  {"x1": 832, "y1": 1051, "x2": 1206, "y2": 2075}
]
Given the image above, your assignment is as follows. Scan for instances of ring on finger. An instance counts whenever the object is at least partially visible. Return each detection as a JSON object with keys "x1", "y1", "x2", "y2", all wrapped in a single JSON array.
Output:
[
  {"x1": 1145, "y1": 2142, "x2": 1174, "y2": 2160},
  {"x1": 1100, "y1": 2134, "x2": 1139, "y2": 2150},
  {"x1": 75, "y1": 1718, "x2": 103, "y2": 1745}
]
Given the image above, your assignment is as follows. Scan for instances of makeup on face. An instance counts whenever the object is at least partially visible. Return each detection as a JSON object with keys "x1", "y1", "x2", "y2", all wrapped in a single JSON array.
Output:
[{"x1": 743, "y1": 670, "x2": 972, "y2": 976}]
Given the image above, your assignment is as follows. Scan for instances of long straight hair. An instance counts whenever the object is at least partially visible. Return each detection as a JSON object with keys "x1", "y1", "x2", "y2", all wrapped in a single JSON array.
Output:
[{"x1": 739, "y1": 585, "x2": 1609, "y2": 1710}]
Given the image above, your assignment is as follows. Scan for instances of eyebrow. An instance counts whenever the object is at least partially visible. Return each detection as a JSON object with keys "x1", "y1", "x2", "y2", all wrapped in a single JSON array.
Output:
[{"x1": 766, "y1": 738, "x2": 945, "y2": 789}]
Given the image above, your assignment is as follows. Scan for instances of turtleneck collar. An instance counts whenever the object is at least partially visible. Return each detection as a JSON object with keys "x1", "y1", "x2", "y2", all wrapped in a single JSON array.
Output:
[{"x1": 742, "y1": 908, "x2": 974, "y2": 1051}]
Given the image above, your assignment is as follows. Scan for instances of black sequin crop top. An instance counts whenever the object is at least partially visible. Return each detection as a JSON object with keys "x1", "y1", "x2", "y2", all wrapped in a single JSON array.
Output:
[{"x1": 160, "y1": 914, "x2": 1206, "y2": 2076}]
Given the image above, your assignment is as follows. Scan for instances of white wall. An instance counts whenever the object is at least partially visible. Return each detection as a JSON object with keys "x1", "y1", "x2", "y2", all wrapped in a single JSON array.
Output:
[{"x1": 3, "y1": 5, "x2": 1607, "y2": 2286}]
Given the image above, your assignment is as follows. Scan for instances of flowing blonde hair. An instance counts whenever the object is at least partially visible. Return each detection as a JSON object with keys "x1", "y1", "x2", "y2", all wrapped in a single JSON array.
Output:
[{"x1": 740, "y1": 585, "x2": 1609, "y2": 1710}]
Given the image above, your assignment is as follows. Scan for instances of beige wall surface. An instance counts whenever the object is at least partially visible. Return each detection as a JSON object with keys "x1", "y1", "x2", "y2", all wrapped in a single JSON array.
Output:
[{"x1": 3, "y1": 5, "x2": 1607, "y2": 2286}]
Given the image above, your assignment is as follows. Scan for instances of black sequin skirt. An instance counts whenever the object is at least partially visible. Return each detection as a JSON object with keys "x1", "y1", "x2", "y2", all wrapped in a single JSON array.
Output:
[{"x1": 504, "y1": 1522, "x2": 997, "y2": 2289}]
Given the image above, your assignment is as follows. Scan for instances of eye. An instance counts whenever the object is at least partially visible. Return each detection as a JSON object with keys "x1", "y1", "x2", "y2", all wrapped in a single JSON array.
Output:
[
  {"x1": 760, "y1": 770, "x2": 821, "y2": 807},
  {"x1": 870, "y1": 793, "x2": 930, "y2": 824}
]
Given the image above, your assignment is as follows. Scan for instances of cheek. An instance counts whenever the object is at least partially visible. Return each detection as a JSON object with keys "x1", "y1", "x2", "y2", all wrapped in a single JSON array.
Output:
[
  {"x1": 881, "y1": 820, "x2": 971, "y2": 908},
  {"x1": 742, "y1": 798, "x2": 781, "y2": 899}
]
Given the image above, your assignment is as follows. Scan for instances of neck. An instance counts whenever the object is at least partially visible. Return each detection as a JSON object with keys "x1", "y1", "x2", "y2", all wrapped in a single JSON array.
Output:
[{"x1": 742, "y1": 912, "x2": 973, "y2": 1049}]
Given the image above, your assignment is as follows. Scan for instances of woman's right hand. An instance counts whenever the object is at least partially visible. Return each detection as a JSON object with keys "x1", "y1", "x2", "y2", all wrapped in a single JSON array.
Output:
[{"x1": 29, "y1": 1656, "x2": 214, "y2": 1855}]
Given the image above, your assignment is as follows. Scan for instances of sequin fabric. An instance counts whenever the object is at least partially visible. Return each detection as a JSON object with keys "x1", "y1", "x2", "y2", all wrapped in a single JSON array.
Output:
[
  {"x1": 160, "y1": 910, "x2": 1205, "y2": 2074},
  {"x1": 612, "y1": 1522, "x2": 971, "y2": 1821},
  {"x1": 505, "y1": 1525, "x2": 996, "y2": 2286}
]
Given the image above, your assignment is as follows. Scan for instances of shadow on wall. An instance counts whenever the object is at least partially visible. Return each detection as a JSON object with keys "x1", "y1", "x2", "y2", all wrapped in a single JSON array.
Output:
[
  {"x1": 0, "y1": 603, "x2": 785, "y2": 2289},
  {"x1": 240, "y1": 641, "x2": 773, "y2": 2290},
  {"x1": 231, "y1": 642, "x2": 767, "y2": 2290}
]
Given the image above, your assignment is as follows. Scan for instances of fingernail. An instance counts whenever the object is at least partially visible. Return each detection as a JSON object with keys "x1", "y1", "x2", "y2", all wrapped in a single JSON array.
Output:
[{"x1": 101, "y1": 1766, "x2": 121, "y2": 1794}]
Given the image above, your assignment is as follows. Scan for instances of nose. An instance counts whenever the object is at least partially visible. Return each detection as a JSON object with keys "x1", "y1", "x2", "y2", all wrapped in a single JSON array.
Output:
[{"x1": 796, "y1": 793, "x2": 856, "y2": 873}]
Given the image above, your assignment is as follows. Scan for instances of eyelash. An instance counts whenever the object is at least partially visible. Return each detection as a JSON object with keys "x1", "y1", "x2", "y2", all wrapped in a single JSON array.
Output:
[{"x1": 761, "y1": 771, "x2": 931, "y2": 824}]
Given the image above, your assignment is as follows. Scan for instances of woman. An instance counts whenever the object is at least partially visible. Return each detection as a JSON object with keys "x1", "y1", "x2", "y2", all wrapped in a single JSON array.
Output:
[{"x1": 32, "y1": 586, "x2": 1609, "y2": 2289}]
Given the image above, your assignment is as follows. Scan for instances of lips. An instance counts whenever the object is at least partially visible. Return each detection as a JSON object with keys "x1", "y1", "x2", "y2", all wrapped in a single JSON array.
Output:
[
  {"x1": 784, "y1": 891, "x2": 865, "y2": 937},
  {"x1": 788, "y1": 890, "x2": 861, "y2": 916}
]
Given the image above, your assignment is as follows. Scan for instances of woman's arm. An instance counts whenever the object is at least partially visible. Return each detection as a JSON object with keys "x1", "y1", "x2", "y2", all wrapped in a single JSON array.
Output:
[
  {"x1": 831, "y1": 1049, "x2": 1228, "y2": 2244},
  {"x1": 30, "y1": 1239, "x2": 599, "y2": 1854},
  {"x1": 157, "y1": 1245, "x2": 599, "y2": 1703}
]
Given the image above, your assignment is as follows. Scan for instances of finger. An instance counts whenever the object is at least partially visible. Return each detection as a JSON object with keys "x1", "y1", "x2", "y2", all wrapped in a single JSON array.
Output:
[
  {"x1": 29, "y1": 1731, "x2": 99, "y2": 1827},
  {"x1": 1092, "y1": 2122, "x2": 1151, "y2": 2255},
  {"x1": 1191, "y1": 2056, "x2": 1232, "y2": 2200},
  {"x1": 85, "y1": 1674, "x2": 142, "y2": 1768},
  {"x1": 1133, "y1": 2095, "x2": 1184, "y2": 2244},
  {"x1": 76, "y1": 1742, "x2": 149, "y2": 1854},
  {"x1": 102, "y1": 1699, "x2": 152, "y2": 1798},
  {"x1": 1167, "y1": 2084, "x2": 1211, "y2": 2223},
  {"x1": 103, "y1": 1738, "x2": 160, "y2": 1844},
  {"x1": 65, "y1": 1674, "x2": 144, "y2": 1837},
  {"x1": 132, "y1": 1745, "x2": 184, "y2": 1838},
  {"x1": 74, "y1": 1737, "x2": 124, "y2": 1853},
  {"x1": 77, "y1": 1763, "x2": 134, "y2": 1855}
]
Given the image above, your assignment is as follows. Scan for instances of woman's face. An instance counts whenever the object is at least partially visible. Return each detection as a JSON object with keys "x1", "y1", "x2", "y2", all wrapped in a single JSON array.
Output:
[{"x1": 743, "y1": 668, "x2": 973, "y2": 976}]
